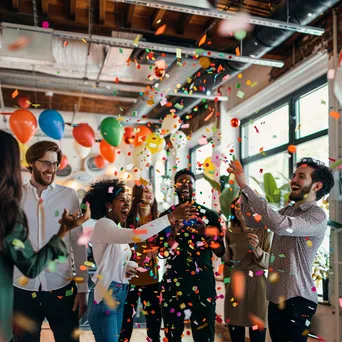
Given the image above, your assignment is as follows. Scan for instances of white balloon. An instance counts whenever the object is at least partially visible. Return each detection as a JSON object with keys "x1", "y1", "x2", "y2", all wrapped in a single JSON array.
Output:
[
  {"x1": 161, "y1": 114, "x2": 181, "y2": 136},
  {"x1": 170, "y1": 130, "x2": 187, "y2": 149},
  {"x1": 74, "y1": 140, "x2": 91, "y2": 159},
  {"x1": 152, "y1": 148, "x2": 167, "y2": 164},
  {"x1": 132, "y1": 144, "x2": 152, "y2": 169}
]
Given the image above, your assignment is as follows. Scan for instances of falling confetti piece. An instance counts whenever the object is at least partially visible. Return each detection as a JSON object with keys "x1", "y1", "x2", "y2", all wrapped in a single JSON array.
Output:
[
  {"x1": 12, "y1": 89, "x2": 19, "y2": 98},
  {"x1": 133, "y1": 34, "x2": 142, "y2": 47},
  {"x1": 204, "y1": 109, "x2": 214, "y2": 121},
  {"x1": 42, "y1": 21, "x2": 49, "y2": 29},
  {"x1": 231, "y1": 271, "x2": 245, "y2": 301},
  {"x1": 82, "y1": 38, "x2": 87, "y2": 43},
  {"x1": 176, "y1": 48, "x2": 182, "y2": 59},
  {"x1": 330, "y1": 158, "x2": 342, "y2": 169},
  {"x1": 327, "y1": 69, "x2": 336, "y2": 80},
  {"x1": 235, "y1": 47, "x2": 241, "y2": 56},
  {"x1": 155, "y1": 24, "x2": 167, "y2": 36},
  {"x1": 198, "y1": 34, "x2": 207, "y2": 47},
  {"x1": 288, "y1": 145, "x2": 297, "y2": 153},
  {"x1": 330, "y1": 111, "x2": 340, "y2": 120}
]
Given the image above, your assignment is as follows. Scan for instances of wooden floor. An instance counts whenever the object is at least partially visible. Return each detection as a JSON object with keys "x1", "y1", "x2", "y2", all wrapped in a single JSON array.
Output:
[{"x1": 40, "y1": 322, "x2": 231, "y2": 341}]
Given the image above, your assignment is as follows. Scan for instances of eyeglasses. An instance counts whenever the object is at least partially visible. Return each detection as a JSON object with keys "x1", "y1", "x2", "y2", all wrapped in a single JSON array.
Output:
[{"x1": 36, "y1": 160, "x2": 60, "y2": 169}]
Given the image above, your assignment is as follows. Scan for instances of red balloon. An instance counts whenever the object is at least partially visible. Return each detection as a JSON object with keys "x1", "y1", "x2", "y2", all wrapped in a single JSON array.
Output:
[
  {"x1": 73, "y1": 124, "x2": 95, "y2": 147},
  {"x1": 230, "y1": 118, "x2": 240, "y2": 128},
  {"x1": 124, "y1": 127, "x2": 135, "y2": 145},
  {"x1": 18, "y1": 97, "x2": 31, "y2": 109},
  {"x1": 100, "y1": 140, "x2": 117, "y2": 163},
  {"x1": 134, "y1": 126, "x2": 152, "y2": 147},
  {"x1": 58, "y1": 155, "x2": 68, "y2": 171},
  {"x1": 94, "y1": 155, "x2": 107, "y2": 169},
  {"x1": 9, "y1": 109, "x2": 37, "y2": 144}
]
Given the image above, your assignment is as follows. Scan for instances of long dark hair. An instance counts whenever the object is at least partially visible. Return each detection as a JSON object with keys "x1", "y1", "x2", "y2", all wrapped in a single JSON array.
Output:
[
  {"x1": 127, "y1": 184, "x2": 158, "y2": 228},
  {"x1": 0, "y1": 130, "x2": 28, "y2": 249}
]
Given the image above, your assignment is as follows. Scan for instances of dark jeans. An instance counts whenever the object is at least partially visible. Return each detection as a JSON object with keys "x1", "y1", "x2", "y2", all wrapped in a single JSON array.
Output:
[
  {"x1": 119, "y1": 283, "x2": 161, "y2": 342},
  {"x1": 268, "y1": 297, "x2": 317, "y2": 342},
  {"x1": 228, "y1": 325, "x2": 266, "y2": 342},
  {"x1": 13, "y1": 282, "x2": 79, "y2": 342}
]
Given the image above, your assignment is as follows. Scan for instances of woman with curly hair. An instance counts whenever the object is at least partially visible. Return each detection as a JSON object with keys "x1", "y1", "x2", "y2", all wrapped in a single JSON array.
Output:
[
  {"x1": 84, "y1": 179, "x2": 197, "y2": 342},
  {"x1": 120, "y1": 183, "x2": 161, "y2": 342}
]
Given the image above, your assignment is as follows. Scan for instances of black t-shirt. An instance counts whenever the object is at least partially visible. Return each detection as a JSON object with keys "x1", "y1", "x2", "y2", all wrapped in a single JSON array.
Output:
[{"x1": 158, "y1": 202, "x2": 224, "y2": 283}]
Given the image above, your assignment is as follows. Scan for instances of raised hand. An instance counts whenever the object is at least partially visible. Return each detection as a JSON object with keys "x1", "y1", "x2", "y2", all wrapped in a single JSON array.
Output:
[
  {"x1": 228, "y1": 160, "x2": 247, "y2": 189},
  {"x1": 57, "y1": 203, "x2": 91, "y2": 238}
]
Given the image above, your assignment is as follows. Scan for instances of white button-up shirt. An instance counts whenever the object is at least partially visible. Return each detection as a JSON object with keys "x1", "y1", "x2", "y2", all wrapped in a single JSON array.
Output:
[{"x1": 13, "y1": 182, "x2": 88, "y2": 293}]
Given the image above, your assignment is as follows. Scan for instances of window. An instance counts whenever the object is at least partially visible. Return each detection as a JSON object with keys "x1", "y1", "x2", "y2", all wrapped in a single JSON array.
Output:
[
  {"x1": 295, "y1": 84, "x2": 329, "y2": 139},
  {"x1": 242, "y1": 104, "x2": 289, "y2": 159},
  {"x1": 295, "y1": 136, "x2": 329, "y2": 166},
  {"x1": 190, "y1": 142, "x2": 214, "y2": 209}
]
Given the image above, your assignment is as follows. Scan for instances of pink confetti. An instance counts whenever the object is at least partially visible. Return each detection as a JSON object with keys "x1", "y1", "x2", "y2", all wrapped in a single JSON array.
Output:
[
  {"x1": 198, "y1": 137, "x2": 208, "y2": 145},
  {"x1": 108, "y1": 186, "x2": 114, "y2": 193},
  {"x1": 136, "y1": 267, "x2": 148, "y2": 272},
  {"x1": 218, "y1": 13, "x2": 252, "y2": 36},
  {"x1": 42, "y1": 21, "x2": 49, "y2": 29}
]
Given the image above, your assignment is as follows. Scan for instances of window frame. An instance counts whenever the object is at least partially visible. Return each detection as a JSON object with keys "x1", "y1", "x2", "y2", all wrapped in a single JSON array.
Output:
[{"x1": 240, "y1": 75, "x2": 328, "y2": 179}]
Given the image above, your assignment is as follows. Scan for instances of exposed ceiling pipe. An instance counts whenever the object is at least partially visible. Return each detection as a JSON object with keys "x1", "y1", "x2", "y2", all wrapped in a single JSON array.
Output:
[
  {"x1": 111, "y1": 0, "x2": 325, "y2": 36},
  {"x1": 0, "y1": 23, "x2": 284, "y2": 68},
  {"x1": 1, "y1": 84, "x2": 138, "y2": 103},
  {"x1": 153, "y1": 0, "x2": 339, "y2": 119}
]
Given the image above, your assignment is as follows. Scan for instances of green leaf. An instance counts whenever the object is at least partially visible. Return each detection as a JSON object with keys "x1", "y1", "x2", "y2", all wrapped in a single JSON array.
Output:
[
  {"x1": 264, "y1": 173, "x2": 277, "y2": 199},
  {"x1": 203, "y1": 174, "x2": 220, "y2": 191},
  {"x1": 279, "y1": 183, "x2": 291, "y2": 192},
  {"x1": 266, "y1": 193, "x2": 275, "y2": 203}
]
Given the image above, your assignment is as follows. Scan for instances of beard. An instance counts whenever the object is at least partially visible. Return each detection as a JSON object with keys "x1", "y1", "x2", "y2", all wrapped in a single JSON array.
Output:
[
  {"x1": 289, "y1": 183, "x2": 312, "y2": 202},
  {"x1": 33, "y1": 167, "x2": 55, "y2": 186}
]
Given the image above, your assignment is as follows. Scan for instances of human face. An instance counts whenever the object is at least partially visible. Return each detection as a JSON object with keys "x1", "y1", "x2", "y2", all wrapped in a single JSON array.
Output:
[
  {"x1": 31, "y1": 151, "x2": 59, "y2": 186},
  {"x1": 175, "y1": 174, "x2": 195, "y2": 202},
  {"x1": 289, "y1": 165, "x2": 316, "y2": 202},
  {"x1": 108, "y1": 190, "x2": 131, "y2": 224},
  {"x1": 141, "y1": 184, "x2": 154, "y2": 207}
]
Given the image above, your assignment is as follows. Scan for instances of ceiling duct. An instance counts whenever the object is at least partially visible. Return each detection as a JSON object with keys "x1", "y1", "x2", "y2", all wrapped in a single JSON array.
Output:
[{"x1": 153, "y1": 0, "x2": 339, "y2": 119}]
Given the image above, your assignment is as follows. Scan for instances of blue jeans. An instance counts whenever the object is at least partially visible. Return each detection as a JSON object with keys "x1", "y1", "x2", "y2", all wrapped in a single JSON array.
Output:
[{"x1": 88, "y1": 281, "x2": 128, "y2": 342}]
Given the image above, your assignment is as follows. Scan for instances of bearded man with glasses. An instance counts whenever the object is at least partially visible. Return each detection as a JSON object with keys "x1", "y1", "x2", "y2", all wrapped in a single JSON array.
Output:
[{"x1": 12, "y1": 141, "x2": 88, "y2": 342}]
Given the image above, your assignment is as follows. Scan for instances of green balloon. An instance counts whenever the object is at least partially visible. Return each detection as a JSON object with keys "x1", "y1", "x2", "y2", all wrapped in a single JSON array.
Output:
[{"x1": 100, "y1": 117, "x2": 124, "y2": 147}]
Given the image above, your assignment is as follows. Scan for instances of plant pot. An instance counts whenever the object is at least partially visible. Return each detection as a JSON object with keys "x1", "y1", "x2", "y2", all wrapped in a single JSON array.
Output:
[{"x1": 323, "y1": 278, "x2": 329, "y2": 301}]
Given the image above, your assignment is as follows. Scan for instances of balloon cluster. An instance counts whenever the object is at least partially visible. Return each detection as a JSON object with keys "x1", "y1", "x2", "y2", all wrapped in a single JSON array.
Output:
[{"x1": 9, "y1": 105, "x2": 189, "y2": 173}]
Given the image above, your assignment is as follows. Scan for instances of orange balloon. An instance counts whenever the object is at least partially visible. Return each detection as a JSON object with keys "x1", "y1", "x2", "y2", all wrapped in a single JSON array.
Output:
[
  {"x1": 100, "y1": 140, "x2": 117, "y2": 163},
  {"x1": 73, "y1": 124, "x2": 95, "y2": 147},
  {"x1": 58, "y1": 155, "x2": 68, "y2": 171},
  {"x1": 18, "y1": 96, "x2": 31, "y2": 109},
  {"x1": 94, "y1": 155, "x2": 107, "y2": 169},
  {"x1": 9, "y1": 109, "x2": 37, "y2": 144},
  {"x1": 134, "y1": 126, "x2": 152, "y2": 147},
  {"x1": 288, "y1": 145, "x2": 297, "y2": 153}
]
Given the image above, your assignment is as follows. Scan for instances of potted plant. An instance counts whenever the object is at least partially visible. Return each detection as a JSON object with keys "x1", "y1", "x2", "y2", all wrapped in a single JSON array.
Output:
[{"x1": 312, "y1": 251, "x2": 330, "y2": 302}]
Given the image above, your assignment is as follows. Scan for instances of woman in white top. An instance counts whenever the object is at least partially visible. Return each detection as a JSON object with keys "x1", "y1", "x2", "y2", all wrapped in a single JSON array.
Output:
[{"x1": 83, "y1": 179, "x2": 197, "y2": 342}]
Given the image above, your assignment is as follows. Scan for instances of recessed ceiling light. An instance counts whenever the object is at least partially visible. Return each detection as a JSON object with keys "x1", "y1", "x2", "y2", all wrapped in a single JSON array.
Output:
[
  {"x1": 308, "y1": 13, "x2": 313, "y2": 17},
  {"x1": 45, "y1": 91, "x2": 53, "y2": 97}
]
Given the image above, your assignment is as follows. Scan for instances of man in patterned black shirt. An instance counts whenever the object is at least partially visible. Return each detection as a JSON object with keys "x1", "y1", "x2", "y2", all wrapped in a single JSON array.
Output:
[{"x1": 158, "y1": 169, "x2": 224, "y2": 342}]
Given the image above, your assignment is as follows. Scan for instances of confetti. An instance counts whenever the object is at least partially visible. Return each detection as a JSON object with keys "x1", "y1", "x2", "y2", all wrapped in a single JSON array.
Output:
[
  {"x1": 81, "y1": 38, "x2": 87, "y2": 43},
  {"x1": 330, "y1": 111, "x2": 340, "y2": 120},
  {"x1": 155, "y1": 24, "x2": 167, "y2": 36},
  {"x1": 198, "y1": 34, "x2": 207, "y2": 47},
  {"x1": 235, "y1": 47, "x2": 241, "y2": 57},
  {"x1": 133, "y1": 34, "x2": 142, "y2": 47},
  {"x1": 176, "y1": 48, "x2": 182, "y2": 59},
  {"x1": 12, "y1": 89, "x2": 19, "y2": 98},
  {"x1": 231, "y1": 271, "x2": 245, "y2": 300},
  {"x1": 12, "y1": 238, "x2": 25, "y2": 250}
]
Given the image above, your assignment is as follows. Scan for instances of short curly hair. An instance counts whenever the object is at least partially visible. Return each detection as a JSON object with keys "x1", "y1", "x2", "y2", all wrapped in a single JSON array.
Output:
[
  {"x1": 295, "y1": 157, "x2": 335, "y2": 201},
  {"x1": 83, "y1": 179, "x2": 126, "y2": 220},
  {"x1": 174, "y1": 168, "x2": 196, "y2": 183}
]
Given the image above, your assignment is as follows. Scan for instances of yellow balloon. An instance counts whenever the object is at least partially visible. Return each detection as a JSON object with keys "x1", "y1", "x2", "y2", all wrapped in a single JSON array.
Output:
[
  {"x1": 145, "y1": 132, "x2": 165, "y2": 154},
  {"x1": 203, "y1": 157, "x2": 215, "y2": 179},
  {"x1": 18, "y1": 141, "x2": 29, "y2": 168}
]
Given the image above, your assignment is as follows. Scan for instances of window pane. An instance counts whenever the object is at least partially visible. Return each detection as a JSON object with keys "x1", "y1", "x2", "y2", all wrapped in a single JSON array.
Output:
[
  {"x1": 295, "y1": 84, "x2": 328, "y2": 138},
  {"x1": 295, "y1": 136, "x2": 329, "y2": 166},
  {"x1": 196, "y1": 177, "x2": 212, "y2": 209},
  {"x1": 191, "y1": 143, "x2": 213, "y2": 175},
  {"x1": 242, "y1": 104, "x2": 289, "y2": 158},
  {"x1": 246, "y1": 152, "x2": 290, "y2": 193}
]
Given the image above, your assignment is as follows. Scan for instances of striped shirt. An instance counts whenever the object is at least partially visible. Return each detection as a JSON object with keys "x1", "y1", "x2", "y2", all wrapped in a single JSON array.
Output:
[{"x1": 241, "y1": 185, "x2": 327, "y2": 304}]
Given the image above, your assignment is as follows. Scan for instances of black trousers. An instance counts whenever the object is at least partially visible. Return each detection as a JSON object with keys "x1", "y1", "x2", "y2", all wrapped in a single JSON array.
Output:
[
  {"x1": 119, "y1": 283, "x2": 161, "y2": 342},
  {"x1": 228, "y1": 325, "x2": 266, "y2": 342},
  {"x1": 268, "y1": 297, "x2": 317, "y2": 342},
  {"x1": 161, "y1": 279, "x2": 216, "y2": 342},
  {"x1": 13, "y1": 282, "x2": 79, "y2": 342}
]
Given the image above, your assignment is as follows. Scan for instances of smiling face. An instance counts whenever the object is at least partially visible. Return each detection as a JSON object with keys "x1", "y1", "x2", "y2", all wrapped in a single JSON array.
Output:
[
  {"x1": 31, "y1": 151, "x2": 58, "y2": 186},
  {"x1": 175, "y1": 174, "x2": 195, "y2": 202},
  {"x1": 289, "y1": 164, "x2": 317, "y2": 202},
  {"x1": 141, "y1": 183, "x2": 154, "y2": 207},
  {"x1": 107, "y1": 190, "x2": 131, "y2": 224}
]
